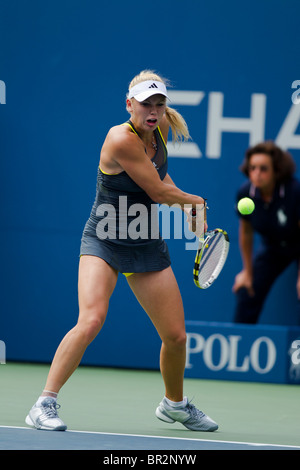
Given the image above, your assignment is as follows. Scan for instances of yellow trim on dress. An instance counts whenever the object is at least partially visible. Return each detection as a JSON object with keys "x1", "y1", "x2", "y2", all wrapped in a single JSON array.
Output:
[
  {"x1": 99, "y1": 166, "x2": 120, "y2": 176},
  {"x1": 123, "y1": 121, "x2": 139, "y2": 136},
  {"x1": 156, "y1": 125, "x2": 167, "y2": 146}
]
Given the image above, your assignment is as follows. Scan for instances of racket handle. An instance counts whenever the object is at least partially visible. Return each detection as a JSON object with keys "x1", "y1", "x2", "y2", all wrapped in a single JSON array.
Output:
[
  {"x1": 204, "y1": 200, "x2": 207, "y2": 225},
  {"x1": 190, "y1": 208, "x2": 197, "y2": 232},
  {"x1": 190, "y1": 200, "x2": 207, "y2": 233}
]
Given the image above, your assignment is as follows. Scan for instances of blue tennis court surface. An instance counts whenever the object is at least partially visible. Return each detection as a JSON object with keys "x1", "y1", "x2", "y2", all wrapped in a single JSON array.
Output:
[{"x1": 0, "y1": 426, "x2": 299, "y2": 451}]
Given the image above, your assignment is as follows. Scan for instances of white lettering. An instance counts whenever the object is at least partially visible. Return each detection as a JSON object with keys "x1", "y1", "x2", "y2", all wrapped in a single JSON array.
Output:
[
  {"x1": 0, "y1": 340, "x2": 6, "y2": 364},
  {"x1": 166, "y1": 89, "x2": 300, "y2": 159},
  {"x1": 167, "y1": 141, "x2": 202, "y2": 158},
  {"x1": 103, "y1": 455, "x2": 138, "y2": 467},
  {"x1": 96, "y1": 203, "x2": 116, "y2": 239},
  {"x1": 0, "y1": 80, "x2": 6, "y2": 104},
  {"x1": 206, "y1": 92, "x2": 266, "y2": 158},
  {"x1": 167, "y1": 90, "x2": 205, "y2": 106},
  {"x1": 158, "y1": 204, "x2": 182, "y2": 240},
  {"x1": 127, "y1": 203, "x2": 149, "y2": 240},
  {"x1": 227, "y1": 335, "x2": 249, "y2": 371},
  {"x1": 291, "y1": 80, "x2": 300, "y2": 104},
  {"x1": 250, "y1": 337, "x2": 276, "y2": 373},
  {"x1": 166, "y1": 90, "x2": 204, "y2": 158},
  {"x1": 291, "y1": 340, "x2": 300, "y2": 365},
  {"x1": 275, "y1": 103, "x2": 300, "y2": 150},
  {"x1": 118, "y1": 195, "x2": 128, "y2": 239},
  {"x1": 186, "y1": 332, "x2": 277, "y2": 375},
  {"x1": 147, "y1": 455, "x2": 197, "y2": 465},
  {"x1": 203, "y1": 334, "x2": 229, "y2": 371},
  {"x1": 95, "y1": 199, "x2": 206, "y2": 243}
]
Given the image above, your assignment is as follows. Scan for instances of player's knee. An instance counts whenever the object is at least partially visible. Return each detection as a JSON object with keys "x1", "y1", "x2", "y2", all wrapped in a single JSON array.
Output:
[
  {"x1": 177, "y1": 332, "x2": 187, "y2": 349},
  {"x1": 77, "y1": 311, "x2": 106, "y2": 344},
  {"x1": 165, "y1": 330, "x2": 187, "y2": 350}
]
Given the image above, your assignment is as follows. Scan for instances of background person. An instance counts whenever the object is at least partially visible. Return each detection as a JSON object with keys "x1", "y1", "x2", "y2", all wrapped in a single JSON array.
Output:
[
  {"x1": 25, "y1": 70, "x2": 218, "y2": 432},
  {"x1": 232, "y1": 141, "x2": 300, "y2": 324}
]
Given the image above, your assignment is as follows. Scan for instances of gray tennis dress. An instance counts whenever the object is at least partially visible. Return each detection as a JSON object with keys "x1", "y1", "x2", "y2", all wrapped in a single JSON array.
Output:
[{"x1": 80, "y1": 120, "x2": 171, "y2": 274}]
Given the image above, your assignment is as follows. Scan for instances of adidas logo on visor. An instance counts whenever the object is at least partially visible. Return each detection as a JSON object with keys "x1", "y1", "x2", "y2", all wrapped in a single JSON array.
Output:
[{"x1": 128, "y1": 80, "x2": 169, "y2": 101}]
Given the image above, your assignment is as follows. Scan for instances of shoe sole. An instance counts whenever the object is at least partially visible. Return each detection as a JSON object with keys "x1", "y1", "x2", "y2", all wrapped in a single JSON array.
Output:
[
  {"x1": 183, "y1": 421, "x2": 219, "y2": 432},
  {"x1": 25, "y1": 414, "x2": 67, "y2": 431},
  {"x1": 155, "y1": 407, "x2": 218, "y2": 432},
  {"x1": 155, "y1": 406, "x2": 175, "y2": 423}
]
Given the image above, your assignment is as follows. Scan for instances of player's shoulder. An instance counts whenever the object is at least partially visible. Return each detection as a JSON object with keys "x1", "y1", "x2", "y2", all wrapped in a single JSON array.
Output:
[
  {"x1": 105, "y1": 123, "x2": 141, "y2": 150},
  {"x1": 107, "y1": 123, "x2": 134, "y2": 140}
]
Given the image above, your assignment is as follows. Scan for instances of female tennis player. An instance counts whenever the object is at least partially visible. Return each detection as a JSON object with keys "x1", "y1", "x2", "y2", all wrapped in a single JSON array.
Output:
[{"x1": 25, "y1": 70, "x2": 218, "y2": 432}]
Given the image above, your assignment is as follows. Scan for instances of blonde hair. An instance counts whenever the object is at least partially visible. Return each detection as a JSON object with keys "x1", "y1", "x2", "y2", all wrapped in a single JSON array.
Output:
[{"x1": 128, "y1": 70, "x2": 190, "y2": 143}]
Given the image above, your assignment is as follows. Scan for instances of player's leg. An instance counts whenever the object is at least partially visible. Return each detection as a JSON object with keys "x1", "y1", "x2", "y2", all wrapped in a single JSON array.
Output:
[
  {"x1": 127, "y1": 267, "x2": 218, "y2": 431},
  {"x1": 127, "y1": 267, "x2": 186, "y2": 402},
  {"x1": 26, "y1": 256, "x2": 118, "y2": 430},
  {"x1": 44, "y1": 255, "x2": 118, "y2": 393}
]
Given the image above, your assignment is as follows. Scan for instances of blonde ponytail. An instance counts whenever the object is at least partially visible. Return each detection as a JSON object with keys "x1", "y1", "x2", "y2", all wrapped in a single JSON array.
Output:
[
  {"x1": 165, "y1": 106, "x2": 190, "y2": 143},
  {"x1": 128, "y1": 70, "x2": 191, "y2": 143}
]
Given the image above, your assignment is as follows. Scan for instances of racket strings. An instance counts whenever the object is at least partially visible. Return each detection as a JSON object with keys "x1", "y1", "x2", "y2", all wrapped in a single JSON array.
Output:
[
  {"x1": 198, "y1": 234, "x2": 225, "y2": 281},
  {"x1": 194, "y1": 231, "x2": 229, "y2": 288}
]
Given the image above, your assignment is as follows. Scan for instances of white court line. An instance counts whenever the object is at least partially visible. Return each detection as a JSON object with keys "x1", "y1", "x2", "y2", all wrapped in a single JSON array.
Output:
[{"x1": 0, "y1": 425, "x2": 299, "y2": 450}]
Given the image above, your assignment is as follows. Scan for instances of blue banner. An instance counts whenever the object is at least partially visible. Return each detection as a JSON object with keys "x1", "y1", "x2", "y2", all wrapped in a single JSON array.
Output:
[{"x1": 185, "y1": 322, "x2": 300, "y2": 384}]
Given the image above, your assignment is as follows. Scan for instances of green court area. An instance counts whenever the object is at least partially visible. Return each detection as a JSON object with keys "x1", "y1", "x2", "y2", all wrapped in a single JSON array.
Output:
[{"x1": 0, "y1": 362, "x2": 299, "y2": 448}]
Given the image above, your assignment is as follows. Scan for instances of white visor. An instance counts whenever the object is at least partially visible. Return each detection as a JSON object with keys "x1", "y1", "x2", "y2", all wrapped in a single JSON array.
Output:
[{"x1": 128, "y1": 80, "x2": 169, "y2": 102}]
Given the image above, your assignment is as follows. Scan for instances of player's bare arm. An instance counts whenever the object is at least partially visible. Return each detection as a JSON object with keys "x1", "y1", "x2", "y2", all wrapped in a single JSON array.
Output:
[{"x1": 104, "y1": 126, "x2": 204, "y2": 208}]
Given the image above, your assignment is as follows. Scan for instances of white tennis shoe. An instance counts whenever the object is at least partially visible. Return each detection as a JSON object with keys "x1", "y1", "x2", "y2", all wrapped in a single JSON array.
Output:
[
  {"x1": 25, "y1": 397, "x2": 67, "y2": 431},
  {"x1": 155, "y1": 397, "x2": 218, "y2": 432}
]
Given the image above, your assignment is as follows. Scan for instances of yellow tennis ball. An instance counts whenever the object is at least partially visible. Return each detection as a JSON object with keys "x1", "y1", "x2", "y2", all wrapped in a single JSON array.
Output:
[{"x1": 237, "y1": 197, "x2": 255, "y2": 215}]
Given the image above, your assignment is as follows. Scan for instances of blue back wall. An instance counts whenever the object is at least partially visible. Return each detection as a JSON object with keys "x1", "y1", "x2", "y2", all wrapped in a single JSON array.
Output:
[{"x1": 1, "y1": 0, "x2": 299, "y2": 364}]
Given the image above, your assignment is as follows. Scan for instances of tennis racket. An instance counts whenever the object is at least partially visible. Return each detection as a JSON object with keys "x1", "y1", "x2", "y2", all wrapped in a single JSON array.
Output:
[{"x1": 191, "y1": 203, "x2": 230, "y2": 289}]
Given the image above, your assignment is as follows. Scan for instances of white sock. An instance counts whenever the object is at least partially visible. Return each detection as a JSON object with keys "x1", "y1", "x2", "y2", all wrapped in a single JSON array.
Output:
[
  {"x1": 36, "y1": 392, "x2": 57, "y2": 406},
  {"x1": 165, "y1": 396, "x2": 187, "y2": 408}
]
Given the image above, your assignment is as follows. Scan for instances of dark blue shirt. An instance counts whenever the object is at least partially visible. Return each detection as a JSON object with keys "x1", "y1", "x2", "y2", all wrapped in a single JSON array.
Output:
[{"x1": 236, "y1": 177, "x2": 300, "y2": 249}]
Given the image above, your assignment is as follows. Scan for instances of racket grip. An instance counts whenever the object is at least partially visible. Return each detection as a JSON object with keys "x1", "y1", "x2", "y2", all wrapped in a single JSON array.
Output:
[
  {"x1": 190, "y1": 208, "x2": 197, "y2": 231},
  {"x1": 190, "y1": 204, "x2": 206, "y2": 233}
]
